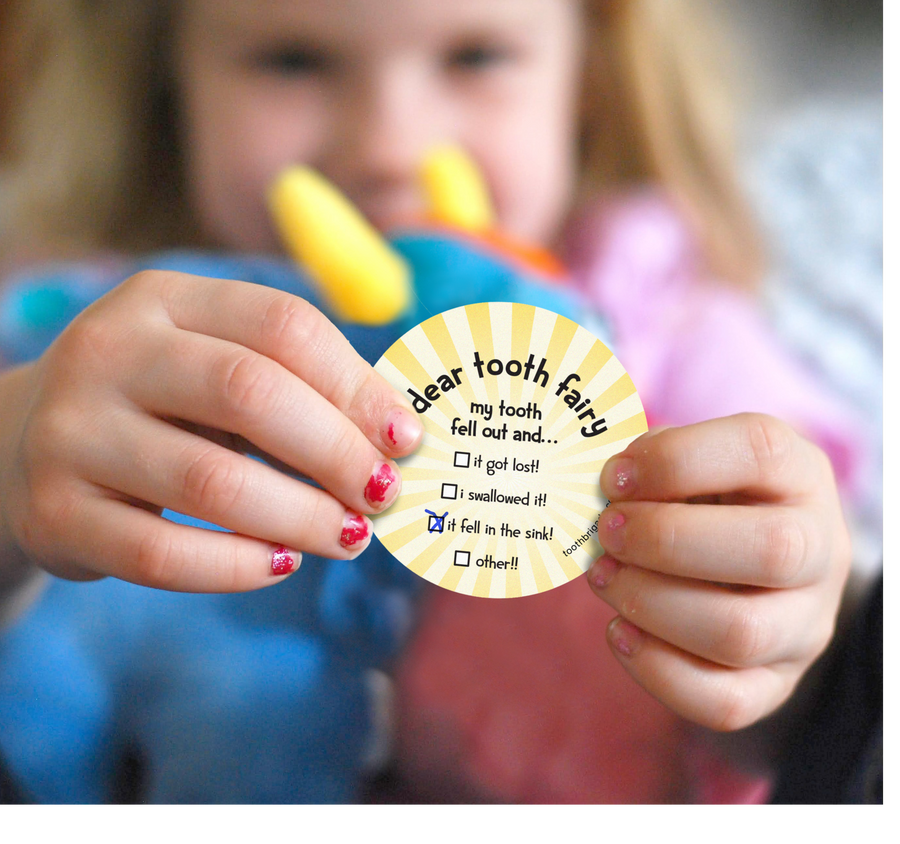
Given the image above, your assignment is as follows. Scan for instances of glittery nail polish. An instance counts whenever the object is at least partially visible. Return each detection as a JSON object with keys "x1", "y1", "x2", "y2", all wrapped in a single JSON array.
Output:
[
  {"x1": 365, "y1": 462, "x2": 398, "y2": 508},
  {"x1": 603, "y1": 456, "x2": 635, "y2": 496},
  {"x1": 271, "y1": 546, "x2": 299, "y2": 576},
  {"x1": 600, "y1": 509, "x2": 626, "y2": 554},
  {"x1": 340, "y1": 511, "x2": 371, "y2": 549}
]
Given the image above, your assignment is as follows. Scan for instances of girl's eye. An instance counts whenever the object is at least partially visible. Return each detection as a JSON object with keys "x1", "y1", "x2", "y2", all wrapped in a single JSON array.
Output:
[
  {"x1": 250, "y1": 46, "x2": 334, "y2": 77},
  {"x1": 446, "y1": 43, "x2": 513, "y2": 72}
]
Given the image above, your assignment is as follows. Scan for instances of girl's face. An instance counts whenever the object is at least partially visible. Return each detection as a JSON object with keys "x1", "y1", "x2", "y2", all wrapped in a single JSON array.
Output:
[{"x1": 175, "y1": 0, "x2": 584, "y2": 252}]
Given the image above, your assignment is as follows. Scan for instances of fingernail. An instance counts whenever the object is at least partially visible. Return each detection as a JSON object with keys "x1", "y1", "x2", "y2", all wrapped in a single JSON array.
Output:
[
  {"x1": 382, "y1": 407, "x2": 422, "y2": 452},
  {"x1": 599, "y1": 509, "x2": 626, "y2": 554},
  {"x1": 602, "y1": 456, "x2": 635, "y2": 497},
  {"x1": 608, "y1": 617, "x2": 642, "y2": 657},
  {"x1": 588, "y1": 554, "x2": 619, "y2": 589},
  {"x1": 340, "y1": 511, "x2": 372, "y2": 550},
  {"x1": 365, "y1": 461, "x2": 400, "y2": 509},
  {"x1": 271, "y1": 546, "x2": 300, "y2": 576}
]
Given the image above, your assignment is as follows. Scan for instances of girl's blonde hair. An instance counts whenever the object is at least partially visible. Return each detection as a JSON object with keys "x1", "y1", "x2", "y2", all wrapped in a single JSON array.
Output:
[
  {"x1": 0, "y1": 0, "x2": 190, "y2": 262},
  {"x1": 0, "y1": 0, "x2": 763, "y2": 285}
]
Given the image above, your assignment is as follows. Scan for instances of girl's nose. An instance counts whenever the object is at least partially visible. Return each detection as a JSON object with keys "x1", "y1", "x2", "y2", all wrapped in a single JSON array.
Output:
[{"x1": 333, "y1": 65, "x2": 450, "y2": 210}]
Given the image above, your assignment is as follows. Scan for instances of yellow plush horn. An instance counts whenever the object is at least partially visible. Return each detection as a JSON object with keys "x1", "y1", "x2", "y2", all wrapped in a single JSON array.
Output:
[
  {"x1": 268, "y1": 167, "x2": 412, "y2": 325},
  {"x1": 420, "y1": 145, "x2": 495, "y2": 233}
]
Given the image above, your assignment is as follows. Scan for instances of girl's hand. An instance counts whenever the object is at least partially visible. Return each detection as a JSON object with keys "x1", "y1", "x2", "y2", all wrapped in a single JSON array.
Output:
[
  {"x1": 0, "y1": 271, "x2": 422, "y2": 591},
  {"x1": 588, "y1": 414, "x2": 852, "y2": 731}
]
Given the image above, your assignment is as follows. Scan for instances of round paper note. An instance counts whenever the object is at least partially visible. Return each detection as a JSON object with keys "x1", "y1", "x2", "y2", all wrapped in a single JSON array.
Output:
[{"x1": 373, "y1": 303, "x2": 647, "y2": 598}]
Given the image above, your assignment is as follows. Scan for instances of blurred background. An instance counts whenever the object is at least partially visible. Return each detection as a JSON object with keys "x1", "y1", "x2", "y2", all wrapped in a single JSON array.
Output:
[
  {"x1": 726, "y1": 0, "x2": 881, "y2": 132},
  {"x1": 727, "y1": 0, "x2": 883, "y2": 578}
]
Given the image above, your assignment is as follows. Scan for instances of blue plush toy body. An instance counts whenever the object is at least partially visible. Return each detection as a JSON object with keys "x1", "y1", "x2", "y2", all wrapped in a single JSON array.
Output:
[{"x1": 0, "y1": 234, "x2": 589, "y2": 803}]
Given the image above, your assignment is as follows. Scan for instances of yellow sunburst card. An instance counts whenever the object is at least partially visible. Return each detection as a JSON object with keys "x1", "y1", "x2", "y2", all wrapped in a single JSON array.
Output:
[{"x1": 372, "y1": 303, "x2": 647, "y2": 598}]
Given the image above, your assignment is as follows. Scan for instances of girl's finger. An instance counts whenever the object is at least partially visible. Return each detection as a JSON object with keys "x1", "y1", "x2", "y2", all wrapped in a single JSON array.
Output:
[
  {"x1": 134, "y1": 272, "x2": 423, "y2": 456},
  {"x1": 57, "y1": 492, "x2": 309, "y2": 592},
  {"x1": 596, "y1": 500, "x2": 828, "y2": 588},
  {"x1": 587, "y1": 557, "x2": 836, "y2": 669},
  {"x1": 79, "y1": 409, "x2": 375, "y2": 561},
  {"x1": 601, "y1": 617, "x2": 798, "y2": 732},
  {"x1": 600, "y1": 413, "x2": 834, "y2": 504},
  {"x1": 126, "y1": 325, "x2": 403, "y2": 516}
]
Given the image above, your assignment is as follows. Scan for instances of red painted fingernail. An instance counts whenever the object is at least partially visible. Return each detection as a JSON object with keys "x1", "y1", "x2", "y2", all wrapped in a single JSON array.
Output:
[
  {"x1": 271, "y1": 546, "x2": 299, "y2": 576},
  {"x1": 383, "y1": 407, "x2": 422, "y2": 452},
  {"x1": 340, "y1": 511, "x2": 371, "y2": 550},
  {"x1": 365, "y1": 461, "x2": 399, "y2": 509},
  {"x1": 608, "y1": 617, "x2": 642, "y2": 657},
  {"x1": 589, "y1": 554, "x2": 619, "y2": 589}
]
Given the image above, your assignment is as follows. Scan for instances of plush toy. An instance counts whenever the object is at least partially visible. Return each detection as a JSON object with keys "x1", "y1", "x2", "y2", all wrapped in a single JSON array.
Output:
[{"x1": 0, "y1": 153, "x2": 582, "y2": 803}]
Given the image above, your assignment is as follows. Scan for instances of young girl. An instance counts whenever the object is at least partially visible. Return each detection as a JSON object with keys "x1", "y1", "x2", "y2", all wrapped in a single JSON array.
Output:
[{"x1": 0, "y1": 0, "x2": 857, "y2": 803}]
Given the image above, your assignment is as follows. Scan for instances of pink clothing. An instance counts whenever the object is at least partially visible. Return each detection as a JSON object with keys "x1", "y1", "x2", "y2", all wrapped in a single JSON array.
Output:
[
  {"x1": 563, "y1": 191, "x2": 861, "y2": 493},
  {"x1": 390, "y1": 193, "x2": 863, "y2": 804}
]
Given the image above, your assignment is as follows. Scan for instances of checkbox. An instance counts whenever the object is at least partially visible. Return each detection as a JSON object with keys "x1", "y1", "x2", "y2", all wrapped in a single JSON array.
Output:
[
  {"x1": 441, "y1": 483, "x2": 458, "y2": 500},
  {"x1": 427, "y1": 515, "x2": 445, "y2": 533},
  {"x1": 453, "y1": 451, "x2": 471, "y2": 468},
  {"x1": 454, "y1": 550, "x2": 471, "y2": 567}
]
